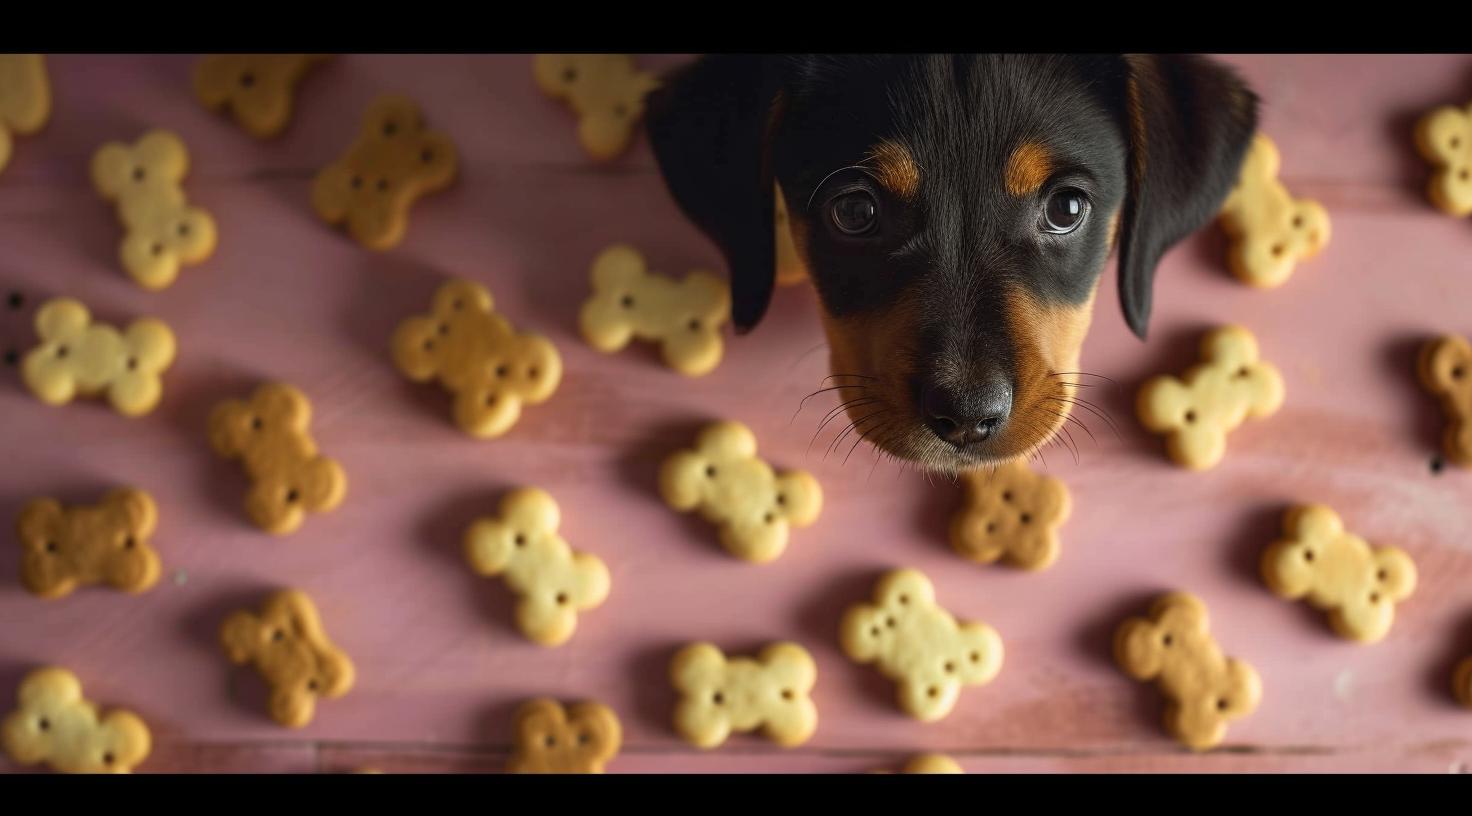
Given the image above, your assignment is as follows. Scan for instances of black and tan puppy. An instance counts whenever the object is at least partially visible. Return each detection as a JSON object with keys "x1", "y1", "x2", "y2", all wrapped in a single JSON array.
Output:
[{"x1": 646, "y1": 54, "x2": 1257, "y2": 473}]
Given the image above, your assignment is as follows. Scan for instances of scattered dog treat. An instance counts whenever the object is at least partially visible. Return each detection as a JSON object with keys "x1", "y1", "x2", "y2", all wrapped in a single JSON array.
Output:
[
  {"x1": 1218, "y1": 133, "x2": 1330, "y2": 288},
  {"x1": 506, "y1": 698, "x2": 622, "y2": 773},
  {"x1": 580, "y1": 244, "x2": 729, "y2": 377},
  {"x1": 391, "y1": 279, "x2": 562, "y2": 439},
  {"x1": 220, "y1": 588, "x2": 355, "y2": 728},
  {"x1": 774, "y1": 184, "x2": 809, "y2": 286},
  {"x1": 670, "y1": 641, "x2": 817, "y2": 749},
  {"x1": 1455, "y1": 656, "x2": 1472, "y2": 709},
  {"x1": 2, "y1": 666, "x2": 151, "y2": 773},
  {"x1": 1136, "y1": 325, "x2": 1284, "y2": 470},
  {"x1": 839, "y1": 568, "x2": 1004, "y2": 722},
  {"x1": 879, "y1": 753, "x2": 964, "y2": 774},
  {"x1": 1114, "y1": 591, "x2": 1261, "y2": 751},
  {"x1": 208, "y1": 382, "x2": 347, "y2": 535},
  {"x1": 92, "y1": 129, "x2": 217, "y2": 290},
  {"x1": 22, "y1": 296, "x2": 176, "y2": 417},
  {"x1": 1415, "y1": 101, "x2": 1472, "y2": 217},
  {"x1": 15, "y1": 487, "x2": 161, "y2": 599},
  {"x1": 312, "y1": 94, "x2": 458, "y2": 251},
  {"x1": 533, "y1": 54, "x2": 659, "y2": 161},
  {"x1": 1261, "y1": 504, "x2": 1416, "y2": 643},
  {"x1": 659, "y1": 420, "x2": 822, "y2": 563},
  {"x1": 0, "y1": 55, "x2": 50, "y2": 175},
  {"x1": 950, "y1": 459, "x2": 1070, "y2": 571},
  {"x1": 1418, "y1": 334, "x2": 1472, "y2": 467},
  {"x1": 462, "y1": 487, "x2": 610, "y2": 647},
  {"x1": 194, "y1": 54, "x2": 331, "y2": 139}
]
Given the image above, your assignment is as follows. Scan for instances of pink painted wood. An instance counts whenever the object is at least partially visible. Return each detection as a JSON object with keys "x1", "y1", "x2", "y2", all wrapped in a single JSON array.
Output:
[{"x1": 1, "y1": 54, "x2": 1470, "y2": 775}]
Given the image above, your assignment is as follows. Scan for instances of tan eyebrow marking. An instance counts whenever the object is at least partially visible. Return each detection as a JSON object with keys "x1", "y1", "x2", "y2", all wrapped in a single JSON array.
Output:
[
  {"x1": 1004, "y1": 141, "x2": 1053, "y2": 197},
  {"x1": 866, "y1": 140, "x2": 921, "y2": 200}
]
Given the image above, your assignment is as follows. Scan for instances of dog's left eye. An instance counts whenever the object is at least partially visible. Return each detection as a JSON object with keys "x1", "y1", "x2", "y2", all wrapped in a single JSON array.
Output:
[
  {"x1": 1041, "y1": 188, "x2": 1089, "y2": 234},
  {"x1": 829, "y1": 191, "x2": 879, "y2": 236}
]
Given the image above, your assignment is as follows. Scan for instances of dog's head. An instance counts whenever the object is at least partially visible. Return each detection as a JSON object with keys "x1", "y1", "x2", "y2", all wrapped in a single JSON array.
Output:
[{"x1": 647, "y1": 54, "x2": 1256, "y2": 472}]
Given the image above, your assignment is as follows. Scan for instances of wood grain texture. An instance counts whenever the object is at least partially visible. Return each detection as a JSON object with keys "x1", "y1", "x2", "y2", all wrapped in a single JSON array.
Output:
[{"x1": 2, "y1": 54, "x2": 1471, "y2": 774}]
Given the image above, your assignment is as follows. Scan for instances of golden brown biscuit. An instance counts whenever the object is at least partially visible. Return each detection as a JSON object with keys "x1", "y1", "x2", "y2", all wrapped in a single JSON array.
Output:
[
  {"x1": 506, "y1": 698, "x2": 621, "y2": 774},
  {"x1": 1415, "y1": 101, "x2": 1472, "y2": 217},
  {"x1": 1418, "y1": 334, "x2": 1472, "y2": 466},
  {"x1": 193, "y1": 54, "x2": 330, "y2": 139},
  {"x1": 950, "y1": 460, "x2": 1070, "y2": 571},
  {"x1": 220, "y1": 589, "x2": 355, "y2": 728},
  {"x1": 15, "y1": 488, "x2": 161, "y2": 599},
  {"x1": 0, "y1": 54, "x2": 51, "y2": 174}
]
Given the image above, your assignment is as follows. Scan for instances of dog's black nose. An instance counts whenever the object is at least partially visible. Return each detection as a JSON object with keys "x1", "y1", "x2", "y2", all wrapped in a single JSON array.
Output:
[{"x1": 920, "y1": 378, "x2": 1013, "y2": 448}]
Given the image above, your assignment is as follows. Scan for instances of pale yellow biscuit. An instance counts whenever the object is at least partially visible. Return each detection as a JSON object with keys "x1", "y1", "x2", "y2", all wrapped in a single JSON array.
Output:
[
  {"x1": 580, "y1": 244, "x2": 729, "y2": 377},
  {"x1": 15, "y1": 487, "x2": 161, "y2": 599},
  {"x1": 670, "y1": 641, "x2": 817, "y2": 749},
  {"x1": 391, "y1": 279, "x2": 562, "y2": 439},
  {"x1": 659, "y1": 420, "x2": 822, "y2": 563},
  {"x1": 220, "y1": 589, "x2": 355, "y2": 728},
  {"x1": 1260, "y1": 504, "x2": 1416, "y2": 643},
  {"x1": 1415, "y1": 101, "x2": 1472, "y2": 217},
  {"x1": 92, "y1": 130, "x2": 215, "y2": 289},
  {"x1": 463, "y1": 487, "x2": 609, "y2": 646},
  {"x1": 2, "y1": 667, "x2": 151, "y2": 773},
  {"x1": 1218, "y1": 133, "x2": 1330, "y2": 288},
  {"x1": 1418, "y1": 334, "x2": 1472, "y2": 467},
  {"x1": 534, "y1": 54, "x2": 659, "y2": 161},
  {"x1": 0, "y1": 54, "x2": 51, "y2": 174},
  {"x1": 1114, "y1": 592, "x2": 1261, "y2": 751},
  {"x1": 839, "y1": 568, "x2": 1004, "y2": 722},
  {"x1": 194, "y1": 54, "x2": 331, "y2": 139},
  {"x1": 507, "y1": 698, "x2": 621, "y2": 774},
  {"x1": 21, "y1": 297, "x2": 176, "y2": 417},
  {"x1": 1136, "y1": 325, "x2": 1284, "y2": 470},
  {"x1": 950, "y1": 459, "x2": 1070, "y2": 571}
]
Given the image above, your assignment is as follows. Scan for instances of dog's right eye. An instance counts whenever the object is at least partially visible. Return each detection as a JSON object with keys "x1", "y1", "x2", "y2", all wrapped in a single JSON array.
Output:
[{"x1": 829, "y1": 191, "x2": 879, "y2": 236}]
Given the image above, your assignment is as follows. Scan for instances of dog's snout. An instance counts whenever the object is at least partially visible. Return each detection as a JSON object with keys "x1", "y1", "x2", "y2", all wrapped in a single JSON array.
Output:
[{"x1": 920, "y1": 376, "x2": 1013, "y2": 448}]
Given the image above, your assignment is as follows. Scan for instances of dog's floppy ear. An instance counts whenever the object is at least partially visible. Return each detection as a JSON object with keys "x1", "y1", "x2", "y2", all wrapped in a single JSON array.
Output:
[
  {"x1": 646, "y1": 55, "x2": 789, "y2": 334},
  {"x1": 1113, "y1": 54, "x2": 1258, "y2": 339}
]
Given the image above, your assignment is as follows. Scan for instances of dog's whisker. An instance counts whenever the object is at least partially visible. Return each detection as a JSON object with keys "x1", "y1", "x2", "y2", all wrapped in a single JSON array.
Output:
[
  {"x1": 829, "y1": 409, "x2": 892, "y2": 460},
  {"x1": 822, "y1": 373, "x2": 878, "y2": 384},
  {"x1": 790, "y1": 384, "x2": 867, "y2": 423},
  {"x1": 808, "y1": 398, "x2": 882, "y2": 457},
  {"x1": 1046, "y1": 395, "x2": 1123, "y2": 439}
]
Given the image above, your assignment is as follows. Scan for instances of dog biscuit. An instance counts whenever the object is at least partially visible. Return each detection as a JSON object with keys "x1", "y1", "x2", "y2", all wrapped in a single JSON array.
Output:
[
  {"x1": 312, "y1": 94, "x2": 458, "y2": 250},
  {"x1": 220, "y1": 589, "x2": 355, "y2": 728},
  {"x1": 507, "y1": 698, "x2": 622, "y2": 774},
  {"x1": 463, "y1": 487, "x2": 609, "y2": 646},
  {"x1": 15, "y1": 488, "x2": 161, "y2": 599},
  {"x1": 1114, "y1": 592, "x2": 1261, "y2": 751},
  {"x1": 0, "y1": 55, "x2": 51, "y2": 175},
  {"x1": 1456, "y1": 657, "x2": 1472, "y2": 708},
  {"x1": 1418, "y1": 334, "x2": 1472, "y2": 466},
  {"x1": 1261, "y1": 504, "x2": 1416, "y2": 643},
  {"x1": 194, "y1": 54, "x2": 330, "y2": 139},
  {"x1": 1218, "y1": 133, "x2": 1330, "y2": 288},
  {"x1": 774, "y1": 185, "x2": 810, "y2": 286},
  {"x1": 92, "y1": 130, "x2": 216, "y2": 289},
  {"x1": 659, "y1": 420, "x2": 822, "y2": 563},
  {"x1": 1136, "y1": 325, "x2": 1284, "y2": 470},
  {"x1": 2, "y1": 667, "x2": 150, "y2": 774},
  {"x1": 900, "y1": 753, "x2": 963, "y2": 773},
  {"x1": 950, "y1": 459, "x2": 1070, "y2": 571},
  {"x1": 839, "y1": 568, "x2": 1004, "y2": 722},
  {"x1": 391, "y1": 279, "x2": 562, "y2": 439},
  {"x1": 670, "y1": 641, "x2": 818, "y2": 749},
  {"x1": 580, "y1": 244, "x2": 730, "y2": 377},
  {"x1": 1415, "y1": 101, "x2": 1472, "y2": 217},
  {"x1": 534, "y1": 54, "x2": 659, "y2": 161},
  {"x1": 22, "y1": 296, "x2": 176, "y2": 417},
  {"x1": 208, "y1": 382, "x2": 347, "y2": 535}
]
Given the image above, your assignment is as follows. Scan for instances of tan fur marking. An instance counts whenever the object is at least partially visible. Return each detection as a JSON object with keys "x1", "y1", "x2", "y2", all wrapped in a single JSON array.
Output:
[
  {"x1": 867, "y1": 141, "x2": 920, "y2": 200},
  {"x1": 1004, "y1": 142, "x2": 1053, "y2": 197},
  {"x1": 1004, "y1": 284, "x2": 1099, "y2": 459}
]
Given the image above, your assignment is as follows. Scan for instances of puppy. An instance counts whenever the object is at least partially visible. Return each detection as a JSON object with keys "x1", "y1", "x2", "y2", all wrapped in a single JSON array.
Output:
[{"x1": 646, "y1": 54, "x2": 1257, "y2": 473}]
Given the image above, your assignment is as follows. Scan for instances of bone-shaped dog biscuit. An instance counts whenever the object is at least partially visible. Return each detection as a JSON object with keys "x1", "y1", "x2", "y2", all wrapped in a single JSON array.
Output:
[
  {"x1": 534, "y1": 54, "x2": 659, "y2": 161},
  {"x1": 1415, "y1": 101, "x2": 1472, "y2": 217},
  {"x1": 1136, "y1": 325, "x2": 1284, "y2": 470},
  {"x1": 463, "y1": 487, "x2": 609, "y2": 646},
  {"x1": 839, "y1": 568, "x2": 1004, "y2": 722},
  {"x1": 1456, "y1": 657, "x2": 1472, "y2": 709},
  {"x1": 1418, "y1": 334, "x2": 1472, "y2": 467},
  {"x1": 0, "y1": 54, "x2": 50, "y2": 175},
  {"x1": 312, "y1": 94, "x2": 458, "y2": 250},
  {"x1": 391, "y1": 279, "x2": 562, "y2": 439},
  {"x1": 220, "y1": 589, "x2": 355, "y2": 728},
  {"x1": 869, "y1": 753, "x2": 965, "y2": 774},
  {"x1": 194, "y1": 54, "x2": 330, "y2": 139},
  {"x1": 507, "y1": 698, "x2": 622, "y2": 773},
  {"x1": 1114, "y1": 592, "x2": 1261, "y2": 751},
  {"x1": 22, "y1": 297, "x2": 176, "y2": 417},
  {"x1": 580, "y1": 244, "x2": 729, "y2": 377},
  {"x1": 1260, "y1": 504, "x2": 1416, "y2": 643},
  {"x1": 950, "y1": 459, "x2": 1070, "y2": 571},
  {"x1": 2, "y1": 667, "x2": 151, "y2": 774},
  {"x1": 15, "y1": 488, "x2": 161, "y2": 599},
  {"x1": 670, "y1": 641, "x2": 818, "y2": 749},
  {"x1": 1218, "y1": 133, "x2": 1330, "y2": 288},
  {"x1": 208, "y1": 382, "x2": 347, "y2": 535},
  {"x1": 660, "y1": 420, "x2": 822, "y2": 563}
]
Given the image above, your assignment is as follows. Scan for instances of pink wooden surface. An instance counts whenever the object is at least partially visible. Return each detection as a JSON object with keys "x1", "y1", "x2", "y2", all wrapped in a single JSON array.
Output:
[{"x1": 1, "y1": 54, "x2": 1470, "y2": 774}]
